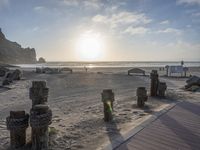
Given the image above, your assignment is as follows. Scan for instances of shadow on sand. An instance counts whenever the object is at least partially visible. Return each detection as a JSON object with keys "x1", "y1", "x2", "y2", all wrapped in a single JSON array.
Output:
[{"x1": 105, "y1": 120, "x2": 128, "y2": 150}]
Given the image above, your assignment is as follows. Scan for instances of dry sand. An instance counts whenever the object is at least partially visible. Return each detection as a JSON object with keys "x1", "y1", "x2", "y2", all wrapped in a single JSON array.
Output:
[{"x1": 0, "y1": 67, "x2": 200, "y2": 150}]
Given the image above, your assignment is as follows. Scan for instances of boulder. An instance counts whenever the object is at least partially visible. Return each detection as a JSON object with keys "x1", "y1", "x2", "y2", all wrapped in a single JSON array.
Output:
[
  {"x1": 187, "y1": 85, "x2": 200, "y2": 92},
  {"x1": 185, "y1": 75, "x2": 200, "y2": 91},
  {"x1": 0, "y1": 67, "x2": 9, "y2": 77},
  {"x1": 42, "y1": 67, "x2": 60, "y2": 74},
  {"x1": 2, "y1": 79, "x2": 10, "y2": 85},
  {"x1": 36, "y1": 67, "x2": 42, "y2": 73},
  {"x1": 5, "y1": 72, "x2": 13, "y2": 83},
  {"x1": 186, "y1": 76, "x2": 200, "y2": 85},
  {"x1": 11, "y1": 69, "x2": 22, "y2": 80}
]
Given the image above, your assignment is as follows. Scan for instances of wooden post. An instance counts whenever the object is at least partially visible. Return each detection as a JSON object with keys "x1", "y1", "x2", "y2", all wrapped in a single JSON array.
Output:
[
  {"x1": 29, "y1": 81, "x2": 52, "y2": 150},
  {"x1": 158, "y1": 82, "x2": 167, "y2": 97},
  {"x1": 101, "y1": 89, "x2": 114, "y2": 110},
  {"x1": 6, "y1": 111, "x2": 29, "y2": 149},
  {"x1": 136, "y1": 87, "x2": 148, "y2": 107},
  {"x1": 30, "y1": 105, "x2": 52, "y2": 150},
  {"x1": 150, "y1": 70, "x2": 159, "y2": 96},
  {"x1": 101, "y1": 89, "x2": 115, "y2": 122},
  {"x1": 29, "y1": 81, "x2": 49, "y2": 107}
]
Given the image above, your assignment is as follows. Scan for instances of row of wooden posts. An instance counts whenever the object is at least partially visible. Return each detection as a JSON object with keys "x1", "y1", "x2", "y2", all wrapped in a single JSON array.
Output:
[
  {"x1": 6, "y1": 81, "x2": 52, "y2": 150},
  {"x1": 6, "y1": 70, "x2": 167, "y2": 149},
  {"x1": 102, "y1": 70, "x2": 167, "y2": 122}
]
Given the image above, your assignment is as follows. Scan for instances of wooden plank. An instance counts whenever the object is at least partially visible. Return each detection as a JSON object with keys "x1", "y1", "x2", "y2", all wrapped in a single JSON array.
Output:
[{"x1": 115, "y1": 102, "x2": 200, "y2": 150}]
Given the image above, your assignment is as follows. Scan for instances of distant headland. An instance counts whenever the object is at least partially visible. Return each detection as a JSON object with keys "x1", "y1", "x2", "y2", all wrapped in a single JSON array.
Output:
[{"x1": 0, "y1": 28, "x2": 37, "y2": 64}]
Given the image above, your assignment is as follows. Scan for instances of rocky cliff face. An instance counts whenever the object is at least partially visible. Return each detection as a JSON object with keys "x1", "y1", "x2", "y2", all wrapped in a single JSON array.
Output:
[{"x1": 0, "y1": 28, "x2": 37, "y2": 64}]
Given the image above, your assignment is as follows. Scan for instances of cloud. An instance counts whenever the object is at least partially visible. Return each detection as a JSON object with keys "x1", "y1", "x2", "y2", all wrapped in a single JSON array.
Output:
[
  {"x1": 192, "y1": 12, "x2": 200, "y2": 17},
  {"x1": 34, "y1": 6, "x2": 45, "y2": 11},
  {"x1": 157, "y1": 28, "x2": 182, "y2": 35},
  {"x1": 160, "y1": 20, "x2": 170, "y2": 25},
  {"x1": 60, "y1": 0, "x2": 103, "y2": 9},
  {"x1": 177, "y1": 0, "x2": 200, "y2": 5},
  {"x1": 83, "y1": 0, "x2": 103, "y2": 10},
  {"x1": 123, "y1": 26, "x2": 149, "y2": 35},
  {"x1": 61, "y1": 0, "x2": 79, "y2": 6},
  {"x1": 92, "y1": 11, "x2": 152, "y2": 28}
]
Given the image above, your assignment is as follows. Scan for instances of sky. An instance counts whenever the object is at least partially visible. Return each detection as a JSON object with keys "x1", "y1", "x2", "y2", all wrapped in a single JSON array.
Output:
[{"x1": 0, "y1": 0, "x2": 200, "y2": 61}]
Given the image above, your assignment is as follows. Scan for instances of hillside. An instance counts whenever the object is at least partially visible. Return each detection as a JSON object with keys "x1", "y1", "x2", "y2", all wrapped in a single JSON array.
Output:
[{"x1": 0, "y1": 28, "x2": 36, "y2": 64}]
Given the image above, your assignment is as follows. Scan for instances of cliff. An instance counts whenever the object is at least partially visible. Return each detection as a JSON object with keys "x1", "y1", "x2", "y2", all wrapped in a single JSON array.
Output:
[{"x1": 0, "y1": 28, "x2": 37, "y2": 64}]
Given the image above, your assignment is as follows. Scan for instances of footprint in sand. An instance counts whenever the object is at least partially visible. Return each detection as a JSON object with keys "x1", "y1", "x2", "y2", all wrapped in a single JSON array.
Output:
[
  {"x1": 139, "y1": 113, "x2": 146, "y2": 116},
  {"x1": 53, "y1": 118, "x2": 62, "y2": 123},
  {"x1": 123, "y1": 109, "x2": 131, "y2": 112},
  {"x1": 119, "y1": 113, "x2": 127, "y2": 116},
  {"x1": 132, "y1": 111, "x2": 138, "y2": 114},
  {"x1": 59, "y1": 124, "x2": 66, "y2": 127}
]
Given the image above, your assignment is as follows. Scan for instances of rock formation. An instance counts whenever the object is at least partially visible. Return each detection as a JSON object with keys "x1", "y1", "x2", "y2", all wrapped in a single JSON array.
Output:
[
  {"x1": 0, "y1": 28, "x2": 37, "y2": 64},
  {"x1": 38, "y1": 57, "x2": 46, "y2": 63}
]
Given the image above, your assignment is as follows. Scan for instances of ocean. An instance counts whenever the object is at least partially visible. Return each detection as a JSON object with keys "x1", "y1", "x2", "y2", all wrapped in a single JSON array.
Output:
[{"x1": 15, "y1": 61, "x2": 200, "y2": 68}]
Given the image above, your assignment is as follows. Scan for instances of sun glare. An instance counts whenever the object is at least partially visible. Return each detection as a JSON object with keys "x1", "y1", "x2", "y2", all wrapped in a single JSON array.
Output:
[{"x1": 75, "y1": 31, "x2": 104, "y2": 61}]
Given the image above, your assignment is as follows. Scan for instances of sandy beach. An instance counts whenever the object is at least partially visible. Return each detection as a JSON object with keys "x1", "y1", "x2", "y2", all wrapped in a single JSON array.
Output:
[{"x1": 0, "y1": 66, "x2": 200, "y2": 150}]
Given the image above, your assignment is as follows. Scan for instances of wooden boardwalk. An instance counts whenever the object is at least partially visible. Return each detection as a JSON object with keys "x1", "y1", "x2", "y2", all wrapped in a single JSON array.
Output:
[{"x1": 115, "y1": 101, "x2": 200, "y2": 150}]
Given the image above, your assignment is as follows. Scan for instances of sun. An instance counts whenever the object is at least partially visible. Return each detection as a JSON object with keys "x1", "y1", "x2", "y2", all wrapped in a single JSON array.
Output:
[{"x1": 75, "y1": 31, "x2": 104, "y2": 61}]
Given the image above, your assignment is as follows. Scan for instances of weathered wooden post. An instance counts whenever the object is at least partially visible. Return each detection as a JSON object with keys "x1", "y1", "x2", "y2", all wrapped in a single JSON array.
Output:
[
  {"x1": 29, "y1": 81, "x2": 52, "y2": 150},
  {"x1": 29, "y1": 81, "x2": 49, "y2": 107},
  {"x1": 6, "y1": 111, "x2": 29, "y2": 149},
  {"x1": 30, "y1": 104, "x2": 52, "y2": 150},
  {"x1": 158, "y1": 82, "x2": 167, "y2": 97},
  {"x1": 150, "y1": 70, "x2": 159, "y2": 96},
  {"x1": 101, "y1": 89, "x2": 114, "y2": 122},
  {"x1": 136, "y1": 87, "x2": 148, "y2": 107},
  {"x1": 165, "y1": 65, "x2": 169, "y2": 77}
]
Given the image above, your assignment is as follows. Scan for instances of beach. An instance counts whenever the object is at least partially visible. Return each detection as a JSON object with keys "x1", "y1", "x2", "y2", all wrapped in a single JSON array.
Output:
[{"x1": 0, "y1": 66, "x2": 200, "y2": 150}]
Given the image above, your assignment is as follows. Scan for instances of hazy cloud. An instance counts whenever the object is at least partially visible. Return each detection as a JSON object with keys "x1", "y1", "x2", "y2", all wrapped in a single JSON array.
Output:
[
  {"x1": 92, "y1": 11, "x2": 152, "y2": 28},
  {"x1": 123, "y1": 26, "x2": 149, "y2": 35},
  {"x1": 34, "y1": 6, "x2": 45, "y2": 11},
  {"x1": 160, "y1": 20, "x2": 170, "y2": 25},
  {"x1": 177, "y1": 0, "x2": 200, "y2": 5},
  {"x1": 192, "y1": 12, "x2": 200, "y2": 16},
  {"x1": 157, "y1": 28, "x2": 182, "y2": 35},
  {"x1": 60, "y1": 0, "x2": 103, "y2": 9}
]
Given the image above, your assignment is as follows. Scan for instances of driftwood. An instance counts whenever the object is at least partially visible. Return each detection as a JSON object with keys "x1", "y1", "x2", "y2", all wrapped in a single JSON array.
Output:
[
  {"x1": 128, "y1": 68, "x2": 145, "y2": 76},
  {"x1": 36, "y1": 67, "x2": 73, "y2": 74},
  {"x1": 60, "y1": 67, "x2": 72, "y2": 73}
]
